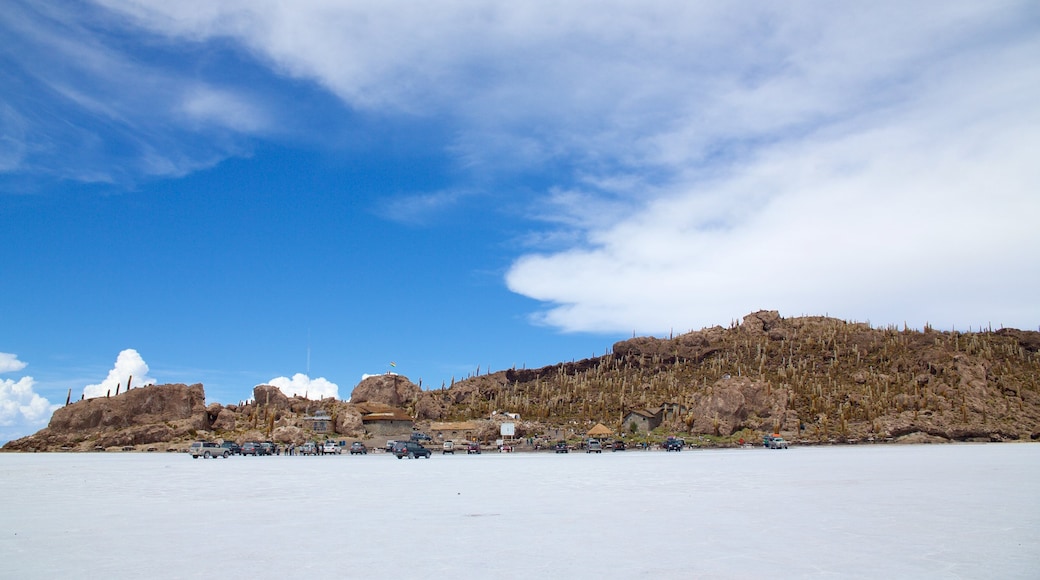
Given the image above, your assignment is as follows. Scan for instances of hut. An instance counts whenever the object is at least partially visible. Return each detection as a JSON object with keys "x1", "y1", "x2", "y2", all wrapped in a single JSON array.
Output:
[{"x1": 586, "y1": 423, "x2": 614, "y2": 439}]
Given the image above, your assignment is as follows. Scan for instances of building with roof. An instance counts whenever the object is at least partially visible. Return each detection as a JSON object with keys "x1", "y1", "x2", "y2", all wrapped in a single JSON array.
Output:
[
  {"x1": 622, "y1": 408, "x2": 662, "y2": 434},
  {"x1": 429, "y1": 421, "x2": 479, "y2": 440},
  {"x1": 360, "y1": 408, "x2": 413, "y2": 436}
]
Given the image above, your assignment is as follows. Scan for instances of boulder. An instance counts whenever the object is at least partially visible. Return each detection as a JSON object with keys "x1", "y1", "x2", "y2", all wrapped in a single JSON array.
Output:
[{"x1": 349, "y1": 374, "x2": 421, "y2": 406}]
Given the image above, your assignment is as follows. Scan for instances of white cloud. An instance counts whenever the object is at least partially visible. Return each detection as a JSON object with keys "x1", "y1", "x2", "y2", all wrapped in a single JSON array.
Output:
[
  {"x1": 8, "y1": 2, "x2": 1036, "y2": 331},
  {"x1": 0, "y1": 354, "x2": 61, "y2": 444},
  {"x1": 87, "y1": 2, "x2": 1040, "y2": 331},
  {"x1": 266, "y1": 373, "x2": 338, "y2": 400},
  {"x1": 83, "y1": 349, "x2": 157, "y2": 399},
  {"x1": 0, "y1": 352, "x2": 28, "y2": 374}
]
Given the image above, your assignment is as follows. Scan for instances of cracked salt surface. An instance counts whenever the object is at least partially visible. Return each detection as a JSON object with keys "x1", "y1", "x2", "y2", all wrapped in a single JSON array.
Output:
[{"x1": 2, "y1": 443, "x2": 1037, "y2": 579}]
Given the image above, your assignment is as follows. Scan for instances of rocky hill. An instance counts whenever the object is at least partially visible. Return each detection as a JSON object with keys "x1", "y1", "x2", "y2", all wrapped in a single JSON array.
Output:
[
  {"x1": 409, "y1": 311, "x2": 1040, "y2": 443},
  {"x1": 5, "y1": 311, "x2": 1039, "y2": 451}
]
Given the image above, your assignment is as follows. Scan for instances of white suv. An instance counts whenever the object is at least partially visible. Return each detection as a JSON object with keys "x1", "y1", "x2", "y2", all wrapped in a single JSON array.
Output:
[
  {"x1": 190, "y1": 441, "x2": 230, "y2": 459},
  {"x1": 322, "y1": 441, "x2": 341, "y2": 455}
]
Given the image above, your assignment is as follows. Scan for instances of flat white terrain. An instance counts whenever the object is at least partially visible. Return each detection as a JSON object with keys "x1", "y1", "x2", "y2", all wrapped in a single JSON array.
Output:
[{"x1": 2, "y1": 443, "x2": 1037, "y2": 579}]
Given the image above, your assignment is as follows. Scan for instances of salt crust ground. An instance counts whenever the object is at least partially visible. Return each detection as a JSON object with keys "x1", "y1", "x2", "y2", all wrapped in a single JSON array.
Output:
[{"x1": 1, "y1": 444, "x2": 1038, "y2": 579}]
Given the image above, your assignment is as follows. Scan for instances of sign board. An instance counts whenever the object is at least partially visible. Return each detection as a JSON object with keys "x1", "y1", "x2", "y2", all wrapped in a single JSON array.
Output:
[{"x1": 500, "y1": 422, "x2": 515, "y2": 437}]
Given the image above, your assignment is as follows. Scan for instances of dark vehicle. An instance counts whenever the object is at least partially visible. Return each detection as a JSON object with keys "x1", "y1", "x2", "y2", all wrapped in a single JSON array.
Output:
[
  {"x1": 260, "y1": 442, "x2": 278, "y2": 456},
  {"x1": 350, "y1": 442, "x2": 368, "y2": 455},
  {"x1": 241, "y1": 442, "x2": 262, "y2": 456},
  {"x1": 410, "y1": 432, "x2": 432, "y2": 442},
  {"x1": 393, "y1": 441, "x2": 431, "y2": 459},
  {"x1": 466, "y1": 442, "x2": 481, "y2": 454},
  {"x1": 554, "y1": 441, "x2": 569, "y2": 453},
  {"x1": 221, "y1": 441, "x2": 242, "y2": 455},
  {"x1": 385, "y1": 440, "x2": 398, "y2": 452},
  {"x1": 612, "y1": 440, "x2": 626, "y2": 451},
  {"x1": 586, "y1": 439, "x2": 603, "y2": 453},
  {"x1": 663, "y1": 437, "x2": 683, "y2": 452}
]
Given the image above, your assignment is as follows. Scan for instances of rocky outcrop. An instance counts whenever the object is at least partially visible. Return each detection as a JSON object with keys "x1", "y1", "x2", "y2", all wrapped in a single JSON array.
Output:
[
  {"x1": 3, "y1": 383, "x2": 212, "y2": 451},
  {"x1": 686, "y1": 377, "x2": 795, "y2": 436},
  {"x1": 349, "y1": 374, "x2": 421, "y2": 406}
]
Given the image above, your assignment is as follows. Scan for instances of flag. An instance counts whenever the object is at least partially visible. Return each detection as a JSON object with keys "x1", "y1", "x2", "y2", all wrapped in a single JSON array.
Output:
[{"x1": 389, "y1": 361, "x2": 396, "y2": 367}]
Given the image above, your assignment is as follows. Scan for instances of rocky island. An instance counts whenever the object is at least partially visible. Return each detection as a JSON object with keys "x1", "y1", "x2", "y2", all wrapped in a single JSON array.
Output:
[{"x1": 5, "y1": 311, "x2": 1039, "y2": 452}]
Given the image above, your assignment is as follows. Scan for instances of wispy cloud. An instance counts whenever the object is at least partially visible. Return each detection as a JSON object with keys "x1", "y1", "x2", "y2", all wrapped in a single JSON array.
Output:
[
  {"x1": 5, "y1": 1, "x2": 1036, "y2": 332},
  {"x1": 0, "y1": 1, "x2": 269, "y2": 184}
]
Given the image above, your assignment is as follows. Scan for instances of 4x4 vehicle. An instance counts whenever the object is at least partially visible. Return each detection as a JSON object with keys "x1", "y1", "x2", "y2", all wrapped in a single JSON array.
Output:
[
  {"x1": 298, "y1": 442, "x2": 318, "y2": 456},
  {"x1": 323, "y1": 441, "x2": 341, "y2": 455},
  {"x1": 221, "y1": 441, "x2": 242, "y2": 455},
  {"x1": 612, "y1": 440, "x2": 626, "y2": 451},
  {"x1": 769, "y1": 437, "x2": 789, "y2": 449},
  {"x1": 259, "y1": 442, "x2": 277, "y2": 456},
  {"x1": 385, "y1": 440, "x2": 398, "y2": 452},
  {"x1": 554, "y1": 441, "x2": 569, "y2": 453},
  {"x1": 350, "y1": 442, "x2": 368, "y2": 455},
  {"x1": 190, "y1": 441, "x2": 230, "y2": 459},
  {"x1": 442, "y1": 440, "x2": 455, "y2": 455},
  {"x1": 586, "y1": 439, "x2": 603, "y2": 453},
  {"x1": 393, "y1": 441, "x2": 431, "y2": 459},
  {"x1": 663, "y1": 437, "x2": 683, "y2": 452},
  {"x1": 241, "y1": 442, "x2": 261, "y2": 456},
  {"x1": 410, "y1": 432, "x2": 432, "y2": 442},
  {"x1": 466, "y1": 442, "x2": 481, "y2": 454}
]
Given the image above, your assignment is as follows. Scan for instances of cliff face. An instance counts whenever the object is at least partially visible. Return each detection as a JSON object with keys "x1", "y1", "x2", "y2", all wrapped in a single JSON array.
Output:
[{"x1": 3, "y1": 384, "x2": 213, "y2": 451}]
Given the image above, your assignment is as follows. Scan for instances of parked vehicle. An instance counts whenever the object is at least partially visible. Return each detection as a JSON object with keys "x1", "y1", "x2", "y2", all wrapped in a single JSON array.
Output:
[
  {"x1": 189, "y1": 441, "x2": 230, "y2": 459},
  {"x1": 769, "y1": 437, "x2": 789, "y2": 449},
  {"x1": 393, "y1": 441, "x2": 431, "y2": 459},
  {"x1": 663, "y1": 437, "x2": 683, "y2": 452},
  {"x1": 241, "y1": 442, "x2": 262, "y2": 456},
  {"x1": 260, "y1": 442, "x2": 277, "y2": 456},
  {"x1": 586, "y1": 439, "x2": 603, "y2": 453},
  {"x1": 322, "y1": 441, "x2": 340, "y2": 455},
  {"x1": 385, "y1": 440, "x2": 398, "y2": 452},
  {"x1": 442, "y1": 440, "x2": 455, "y2": 455},
  {"x1": 350, "y1": 442, "x2": 368, "y2": 455},
  {"x1": 410, "y1": 432, "x2": 432, "y2": 442},
  {"x1": 298, "y1": 442, "x2": 318, "y2": 456},
  {"x1": 220, "y1": 441, "x2": 242, "y2": 455},
  {"x1": 612, "y1": 440, "x2": 626, "y2": 451},
  {"x1": 554, "y1": 441, "x2": 569, "y2": 453},
  {"x1": 466, "y1": 442, "x2": 481, "y2": 454}
]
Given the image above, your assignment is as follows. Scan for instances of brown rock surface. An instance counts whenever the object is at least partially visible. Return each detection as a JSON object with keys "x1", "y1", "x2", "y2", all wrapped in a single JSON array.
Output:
[{"x1": 349, "y1": 374, "x2": 421, "y2": 406}]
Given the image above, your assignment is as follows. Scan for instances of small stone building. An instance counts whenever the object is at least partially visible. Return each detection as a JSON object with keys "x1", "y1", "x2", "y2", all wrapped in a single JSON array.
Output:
[
  {"x1": 430, "y1": 421, "x2": 478, "y2": 440},
  {"x1": 622, "y1": 408, "x2": 662, "y2": 434},
  {"x1": 359, "y1": 408, "x2": 414, "y2": 436}
]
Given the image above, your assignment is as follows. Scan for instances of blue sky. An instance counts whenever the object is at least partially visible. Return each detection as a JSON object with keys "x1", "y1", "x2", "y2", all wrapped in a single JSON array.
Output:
[{"x1": 2, "y1": 1, "x2": 1038, "y2": 443}]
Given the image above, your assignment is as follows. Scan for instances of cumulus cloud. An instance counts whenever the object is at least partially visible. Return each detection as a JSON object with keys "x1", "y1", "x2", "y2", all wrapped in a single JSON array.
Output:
[
  {"x1": 0, "y1": 352, "x2": 28, "y2": 374},
  {"x1": 0, "y1": 354, "x2": 60, "y2": 444},
  {"x1": 266, "y1": 373, "x2": 338, "y2": 400},
  {"x1": 83, "y1": 349, "x2": 157, "y2": 399}
]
